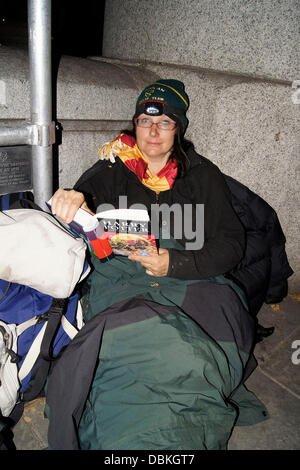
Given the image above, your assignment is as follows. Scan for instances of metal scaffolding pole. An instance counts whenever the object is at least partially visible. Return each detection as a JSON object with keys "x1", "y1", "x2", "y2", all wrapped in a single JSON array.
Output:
[
  {"x1": 28, "y1": 0, "x2": 54, "y2": 209},
  {"x1": 0, "y1": 0, "x2": 54, "y2": 209}
]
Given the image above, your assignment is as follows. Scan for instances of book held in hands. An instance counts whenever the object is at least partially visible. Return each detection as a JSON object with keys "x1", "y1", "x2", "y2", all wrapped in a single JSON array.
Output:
[
  {"x1": 97, "y1": 208, "x2": 157, "y2": 257},
  {"x1": 47, "y1": 198, "x2": 157, "y2": 259}
]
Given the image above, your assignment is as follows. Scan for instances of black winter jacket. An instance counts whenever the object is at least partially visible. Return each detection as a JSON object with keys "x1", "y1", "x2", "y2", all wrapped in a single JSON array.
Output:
[
  {"x1": 75, "y1": 148, "x2": 245, "y2": 280},
  {"x1": 224, "y1": 175, "x2": 293, "y2": 316},
  {"x1": 74, "y1": 148, "x2": 293, "y2": 316}
]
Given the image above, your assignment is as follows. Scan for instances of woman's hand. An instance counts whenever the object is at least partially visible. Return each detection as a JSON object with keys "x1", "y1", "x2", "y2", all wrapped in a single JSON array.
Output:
[
  {"x1": 50, "y1": 189, "x2": 94, "y2": 223},
  {"x1": 128, "y1": 248, "x2": 169, "y2": 277}
]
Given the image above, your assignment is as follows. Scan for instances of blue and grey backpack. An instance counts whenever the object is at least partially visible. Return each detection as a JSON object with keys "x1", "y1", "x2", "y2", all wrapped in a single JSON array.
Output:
[{"x1": 0, "y1": 192, "x2": 87, "y2": 449}]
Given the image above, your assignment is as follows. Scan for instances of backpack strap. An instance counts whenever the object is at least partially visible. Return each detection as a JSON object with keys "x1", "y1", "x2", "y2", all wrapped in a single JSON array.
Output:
[
  {"x1": 17, "y1": 309, "x2": 78, "y2": 382},
  {"x1": 18, "y1": 322, "x2": 47, "y2": 382},
  {"x1": 0, "y1": 192, "x2": 34, "y2": 211},
  {"x1": 61, "y1": 315, "x2": 78, "y2": 340},
  {"x1": 0, "y1": 194, "x2": 11, "y2": 211},
  {"x1": 40, "y1": 298, "x2": 67, "y2": 361},
  {"x1": 21, "y1": 298, "x2": 68, "y2": 402},
  {"x1": 17, "y1": 305, "x2": 79, "y2": 403}
]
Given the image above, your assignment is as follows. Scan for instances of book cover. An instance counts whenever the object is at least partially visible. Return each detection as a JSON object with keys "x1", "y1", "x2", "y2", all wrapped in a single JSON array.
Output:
[
  {"x1": 96, "y1": 208, "x2": 157, "y2": 257},
  {"x1": 47, "y1": 199, "x2": 157, "y2": 257}
]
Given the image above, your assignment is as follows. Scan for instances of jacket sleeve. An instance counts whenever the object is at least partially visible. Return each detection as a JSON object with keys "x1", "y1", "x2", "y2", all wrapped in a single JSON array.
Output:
[
  {"x1": 167, "y1": 164, "x2": 245, "y2": 279},
  {"x1": 264, "y1": 212, "x2": 293, "y2": 303},
  {"x1": 225, "y1": 175, "x2": 293, "y2": 313},
  {"x1": 73, "y1": 160, "x2": 111, "y2": 212}
]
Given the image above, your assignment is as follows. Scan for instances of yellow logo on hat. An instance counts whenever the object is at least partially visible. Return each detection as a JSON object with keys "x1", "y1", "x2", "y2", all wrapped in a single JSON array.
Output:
[{"x1": 144, "y1": 87, "x2": 155, "y2": 100}]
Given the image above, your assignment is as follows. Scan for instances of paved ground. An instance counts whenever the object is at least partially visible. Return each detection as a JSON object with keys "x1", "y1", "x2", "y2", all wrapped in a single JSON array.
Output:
[{"x1": 11, "y1": 294, "x2": 300, "y2": 451}]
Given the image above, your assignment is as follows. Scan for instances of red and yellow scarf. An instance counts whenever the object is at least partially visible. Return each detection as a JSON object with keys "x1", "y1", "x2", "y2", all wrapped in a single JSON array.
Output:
[{"x1": 98, "y1": 133, "x2": 178, "y2": 192}]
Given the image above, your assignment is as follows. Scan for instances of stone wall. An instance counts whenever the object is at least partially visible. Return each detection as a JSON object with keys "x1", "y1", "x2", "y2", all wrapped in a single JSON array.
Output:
[
  {"x1": 102, "y1": 0, "x2": 299, "y2": 290},
  {"x1": 0, "y1": 46, "x2": 157, "y2": 187},
  {"x1": 103, "y1": 0, "x2": 299, "y2": 82}
]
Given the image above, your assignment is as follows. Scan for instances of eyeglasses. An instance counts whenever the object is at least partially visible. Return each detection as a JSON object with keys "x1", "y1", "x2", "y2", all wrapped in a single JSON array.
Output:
[{"x1": 135, "y1": 118, "x2": 176, "y2": 131}]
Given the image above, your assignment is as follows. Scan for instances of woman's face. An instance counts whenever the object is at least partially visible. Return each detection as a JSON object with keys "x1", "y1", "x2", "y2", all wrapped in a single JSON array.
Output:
[{"x1": 135, "y1": 113, "x2": 176, "y2": 163}]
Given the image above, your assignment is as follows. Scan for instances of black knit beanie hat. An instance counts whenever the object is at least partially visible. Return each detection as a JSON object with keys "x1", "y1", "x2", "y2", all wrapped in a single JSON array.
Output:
[{"x1": 134, "y1": 79, "x2": 189, "y2": 133}]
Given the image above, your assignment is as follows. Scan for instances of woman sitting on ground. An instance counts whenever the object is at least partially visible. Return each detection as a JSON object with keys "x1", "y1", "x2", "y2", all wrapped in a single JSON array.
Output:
[{"x1": 47, "y1": 79, "x2": 268, "y2": 450}]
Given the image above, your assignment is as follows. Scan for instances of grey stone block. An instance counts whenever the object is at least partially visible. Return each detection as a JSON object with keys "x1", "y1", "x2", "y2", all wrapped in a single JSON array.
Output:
[
  {"x1": 0, "y1": 46, "x2": 30, "y2": 119},
  {"x1": 229, "y1": 294, "x2": 300, "y2": 450},
  {"x1": 254, "y1": 296, "x2": 300, "y2": 363},
  {"x1": 253, "y1": 296, "x2": 300, "y2": 398},
  {"x1": 0, "y1": 46, "x2": 158, "y2": 121},
  {"x1": 103, "y1": 0, "x2": 300, "y2": 81},
  {"x1": 56, "y1": 55, "x2": 147, "y2": 121},
  {"x1": 0, "y1": 46, "x2": 158, "y2": 190},
  {"x1": 228, "y1": 368, "x2": 300, "y2": 450},
  {"x1": 58, "y1": 128, "x2": 125, "y2": 188}
]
